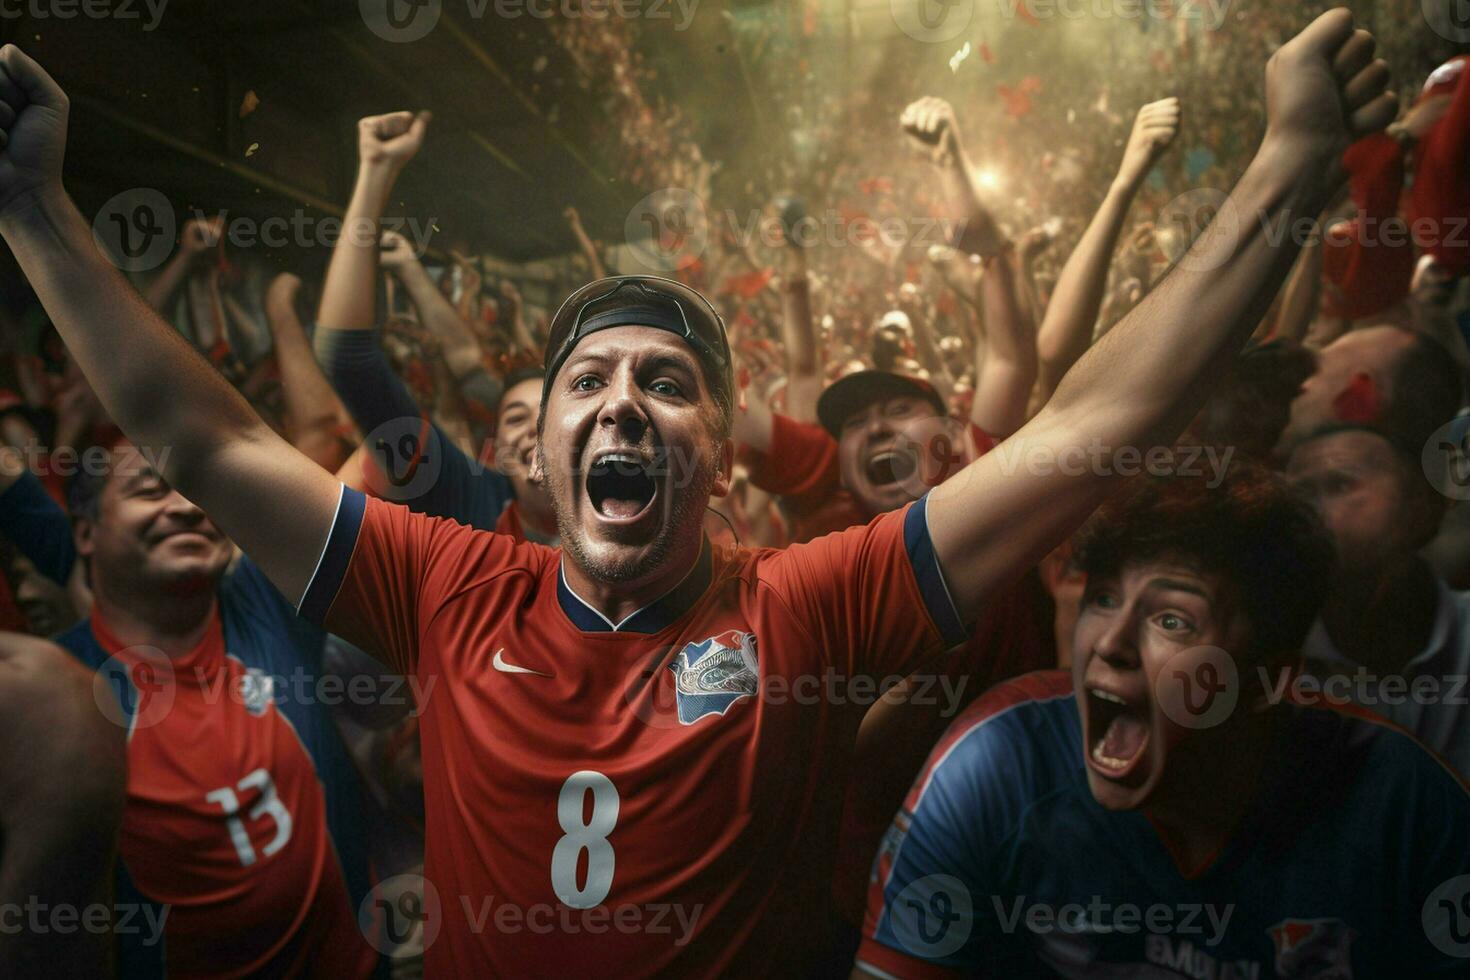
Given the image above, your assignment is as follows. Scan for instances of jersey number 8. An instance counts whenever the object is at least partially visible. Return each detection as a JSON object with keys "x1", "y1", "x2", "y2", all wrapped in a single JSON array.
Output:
[{"x1": 552, "y1": 771, "x2": 620, "y2": 909}]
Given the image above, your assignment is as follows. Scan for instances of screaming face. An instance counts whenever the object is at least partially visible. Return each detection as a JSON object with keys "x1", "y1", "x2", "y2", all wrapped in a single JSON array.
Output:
[
  {"x1": 837, "y1": 395, "x2": 937, "y2": 517},
  {"x1": 534, "y1": 326, "x2": 731, "y2": 585},
  {"x1": 1071, "y1": 559, "x2": 1248, "y2": 811}
]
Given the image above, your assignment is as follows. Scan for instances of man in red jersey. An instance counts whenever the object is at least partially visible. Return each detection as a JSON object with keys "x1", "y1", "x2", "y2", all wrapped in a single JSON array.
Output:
[{"x1": 0, "y1": 11, "x2": 1395, "y2": 974}]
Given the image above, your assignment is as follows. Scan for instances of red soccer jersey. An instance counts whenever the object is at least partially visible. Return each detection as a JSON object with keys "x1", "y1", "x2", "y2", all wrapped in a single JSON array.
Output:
[
  {"x1": 86, "y1": 607, "x2": 374, "y2": 979},
  {"x1": 299, "y1": 486, "x2": 965, "y2": 976}
]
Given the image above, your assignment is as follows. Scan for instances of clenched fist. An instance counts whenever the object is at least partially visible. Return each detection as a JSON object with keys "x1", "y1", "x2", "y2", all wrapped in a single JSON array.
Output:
[
  {"x1": 0, "y1": 45, "x2": 69, "y2": 219},
  {"x1": 900, "y1": 96, "x2": 962, "y2": 166},
  {"x1": 358, "y1": 110, "x2": 432, "y2": 170},
  {"x1": 1116, "y1": 98, "x2": 1180, "y2": 189},
  {"x1": 1264, "y1": 9, "x2": 1395, "y2": 160},
  {"x1": 379, "y1": 229, "x2": 419, "y2": 269}
]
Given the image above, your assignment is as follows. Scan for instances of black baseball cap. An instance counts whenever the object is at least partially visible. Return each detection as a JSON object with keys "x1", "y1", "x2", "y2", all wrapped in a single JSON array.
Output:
[
  {"x1": 816, "y1": 370, "x2": 947, "y2": 437},
  {"x1": 543, "y1": 276, "x2": 733, "y2": 418}
]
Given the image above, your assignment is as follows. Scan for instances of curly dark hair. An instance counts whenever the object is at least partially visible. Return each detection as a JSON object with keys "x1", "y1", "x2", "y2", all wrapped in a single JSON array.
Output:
[{"x1": 1073, "y1": 461, "x2": 1335, "y2": 666}]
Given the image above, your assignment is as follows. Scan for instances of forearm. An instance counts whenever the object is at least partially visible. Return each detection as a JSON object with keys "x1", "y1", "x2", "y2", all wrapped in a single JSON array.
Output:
[
  {"x1": 185, "y1": 271, "x2": 223, "y2": 351},
  {"x1": 1036, "y1": 180, "x2": 1137, "y2": 395},
  {"x1": 569, "y1": 217, "x2": 607, "y2": 280},
  {"x1": 318, "y1": 163, "x2": 398, "y2": 331},
  {"x1": 939, "y1": 146, "x2": 1005, "y2": 258},
  {"x1": 398, "y1": 260, "x2": 486, "y2": 379},
  {"x1": 777, "y1": 251, "x2": 818, "y2": 377},
  {"x1": 266, "y1": 293, "x2": 352, "y2": 457},
  {"x1": 971, "y1": 251, "x2": 1037, "y2": 438},
  {"x1": 1049, "y1": 137, "x2": 1333, "y2": 450}
]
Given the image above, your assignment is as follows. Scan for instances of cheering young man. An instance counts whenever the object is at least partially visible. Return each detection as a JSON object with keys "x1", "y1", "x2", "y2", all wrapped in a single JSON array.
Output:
[
  {"x1": 856, "y1": 466, "x2": 1470, "y2": 977},
  {"x1": 0, "y1": 11, "x2": 1395, "y2": 974}
]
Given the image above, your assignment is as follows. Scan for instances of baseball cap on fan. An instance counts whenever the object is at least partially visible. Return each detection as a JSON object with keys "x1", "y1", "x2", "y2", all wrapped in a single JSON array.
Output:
[
  {"x1": 542, "y1": 276, "x2": 734, "y2": 425},
  {"x1": 816, "y1": 369, "x2": 947, "y2": 437}
]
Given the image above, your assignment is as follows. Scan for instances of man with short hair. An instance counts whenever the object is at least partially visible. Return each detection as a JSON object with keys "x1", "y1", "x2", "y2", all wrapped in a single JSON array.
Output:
[
  {"x1": 0, "y1": 12, "x2": 1396, "y2": 973},
  {"x1": 856, "y1": 466, "x2": 1470, "y2": 977},
  {"x1": 1288, "y1": 422, "x2": 1470, "y2": 777},
  {"x1": 54, "y1": 444, "x2": 377, "y2": 977}
]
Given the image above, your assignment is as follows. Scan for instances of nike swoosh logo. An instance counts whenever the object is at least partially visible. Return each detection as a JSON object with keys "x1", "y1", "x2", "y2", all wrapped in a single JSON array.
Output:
[{"x1": 492, "y1": 649, "x2": 553, "y2": 678}]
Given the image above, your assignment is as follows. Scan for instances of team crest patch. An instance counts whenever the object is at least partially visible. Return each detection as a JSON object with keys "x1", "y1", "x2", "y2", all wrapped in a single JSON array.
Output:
[
  {"x1": 1268, "y1": 918, "x2": 1355, "y2": 978},
  {"x1": 668, "y1": 630, "x2": 759, "y2": 725},
  {"x1": 237, "y1": 667, "x2": 275, "y2": 717}
]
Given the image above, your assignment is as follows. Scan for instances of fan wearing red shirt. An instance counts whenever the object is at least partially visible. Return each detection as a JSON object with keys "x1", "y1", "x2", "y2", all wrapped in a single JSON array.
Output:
[{"x1": 0, "y1": 15, "x2": 1395, "y2": 974}]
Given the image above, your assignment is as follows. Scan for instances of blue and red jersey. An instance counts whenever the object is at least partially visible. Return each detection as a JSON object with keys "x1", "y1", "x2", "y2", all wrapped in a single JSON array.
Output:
[
  {"x1": 57, "y1": 558, "x2": 378, "y2": 979},
  {"x1": 860, "y1": 671, "x2": 1470, "y2": 978},
  {"x1": 297, "y1": 484, "x2": 966, "y2": 976}
]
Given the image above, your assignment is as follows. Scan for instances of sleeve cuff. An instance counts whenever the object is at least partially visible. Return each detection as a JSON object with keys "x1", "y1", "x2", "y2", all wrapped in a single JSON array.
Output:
[
  {"x1": 904, "y1": 494, "x2": 968, "y2": 648},
  {"x1": 297, "y1": 484, "x2": 366, "y2": 624}
]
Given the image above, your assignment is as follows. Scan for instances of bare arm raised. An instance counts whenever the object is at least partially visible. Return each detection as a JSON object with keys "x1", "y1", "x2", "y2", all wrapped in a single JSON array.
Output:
[
  {"x1": 1035, "y1": 97, "x2": 1180, "y2": 399},
  {"x1": 0, "y1": 45, "x2": 340, "y2": 603},
  {"x1": 923, "y1": 9, "x2": 1395, "y2": 620}
]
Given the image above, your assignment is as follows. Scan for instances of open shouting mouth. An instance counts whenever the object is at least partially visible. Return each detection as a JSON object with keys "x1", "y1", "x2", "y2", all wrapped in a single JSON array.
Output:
[
  {"x1": 1085, "y1": 686, "x2": 1151, "y2": 781},
  {"x1": 864, "y1": 447, "x2": 916, "y2": 488},
  {"x1": 585, "y1": 450, "x2": 659, "y2": 525}
]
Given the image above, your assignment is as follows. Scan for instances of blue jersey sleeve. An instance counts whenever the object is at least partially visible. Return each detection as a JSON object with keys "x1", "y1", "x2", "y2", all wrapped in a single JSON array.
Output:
[
  {"x1": 315, "y1": 325, "x2": 514, "y2": 530},
  {"x1": 0, "y1": 469, "x2": 75, "y2": 585},
  {"x1": 861, "y1": 708, "x2": 1036, "y2": 976}
]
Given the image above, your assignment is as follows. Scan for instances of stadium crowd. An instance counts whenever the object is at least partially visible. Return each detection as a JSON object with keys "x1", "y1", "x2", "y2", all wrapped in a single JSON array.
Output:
[{"x1": 0, "y1": 3, "x2": 1468, "y2": 977}]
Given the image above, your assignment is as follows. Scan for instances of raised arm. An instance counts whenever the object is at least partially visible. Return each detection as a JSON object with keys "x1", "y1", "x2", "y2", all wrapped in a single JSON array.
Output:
[
  {"x1": 263, "y1": 271, "x2": 354, "y2": 471},
  {"x1": 903, "y1": 97, "x2": 1037, "y2": 438},
  {"x1": 141, "y1": 215, "x2": 221, "y2": 314},
  {"x1": 0, "y1": 632, "x2": 125, "y2": 978},
  {"x1": 564, "y1": 205, "x2": 608, "y2": 280},
  {"x1": 775, "y1": 231, "x2": 822, "y2": 423},
  {"x1": 0, "y1": 45, "x2": 341, "y2": 602},
  {"x1": 1036, "y1": 98, "x2": 1180, "y2": 399},
  {"x1": 382, "y1": 232, "x2": 496, "y2": 393},
  {"x1": 925, "y1": 10, "x2": 1394, "y2": 619}
]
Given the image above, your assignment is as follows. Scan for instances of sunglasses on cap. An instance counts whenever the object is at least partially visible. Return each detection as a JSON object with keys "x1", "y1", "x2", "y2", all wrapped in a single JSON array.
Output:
[{"x1": 543, "y1": 276, "x2": 731, "y2": 395}]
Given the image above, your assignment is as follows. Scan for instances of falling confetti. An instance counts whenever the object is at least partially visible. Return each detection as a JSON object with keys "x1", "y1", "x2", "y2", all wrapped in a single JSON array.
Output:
[
  {"x1": 239, "y1": 90, "x2": 259, "y2": 118},
  {"x1": 949, "y1": 42, "x2": 971, "y2": 74},
  {"x1": 245, "y1": 142, "x2": 259, "y2": 158}
]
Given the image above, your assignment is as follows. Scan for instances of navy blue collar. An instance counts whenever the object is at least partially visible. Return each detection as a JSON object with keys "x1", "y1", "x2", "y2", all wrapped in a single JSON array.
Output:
[{"x1": 557, "y1": 539, "x2": 713, "y2": 634}]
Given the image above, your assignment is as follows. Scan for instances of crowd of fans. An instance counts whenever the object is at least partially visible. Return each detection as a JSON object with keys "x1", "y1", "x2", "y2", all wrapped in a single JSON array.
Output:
[{"x1": 0, "y1": 2, "x2": 1469, "y2": 977}]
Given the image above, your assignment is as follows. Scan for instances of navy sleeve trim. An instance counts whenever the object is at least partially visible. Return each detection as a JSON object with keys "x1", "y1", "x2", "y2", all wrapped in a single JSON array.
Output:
[
  {"x1": 297, "y1": 485, "x2": 366, "y2": 624},
  {"x1": 904, "y1": 494, "x2": 969, "y2": 647}
]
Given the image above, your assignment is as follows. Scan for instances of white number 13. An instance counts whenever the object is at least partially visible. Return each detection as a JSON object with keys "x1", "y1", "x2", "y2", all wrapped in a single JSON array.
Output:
[{"x1": 551, "y1": 771, "x2": 619, "y2": 909}]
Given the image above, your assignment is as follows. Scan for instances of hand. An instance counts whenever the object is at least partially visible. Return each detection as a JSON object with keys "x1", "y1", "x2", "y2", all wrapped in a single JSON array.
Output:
[
  {"x1": 900, "y1": 96, "x2": 961, "y2": 166},
  {"x1": 499, "y1": 279, "x2": 522, "y2": 310},
  {"x1": 1116, "y1": 97, "x2": 1180, "y2": 188},
  {"x1": 265, "y1": 271, "x2": 302, "y2": 311},
  {"x1": 0, "y1": 46, "x2": 69, "y2": 218},
  {"x1": 1016, "y1": 226, "x2": 1052, "y2": 261},
  {"x1": 357, "y1": 110, "x2": 432, "y2": 170},
  {"x1": 1263, "y1": 9, "x2": 1394, "y2": 160},
  {"x1": 379, "y1": 230, "x2": 419, "y2": 270},
  {"x1": 180, "y1": 216, "x2": 224, "y2": 258},
  {"x1": 449, "y1": 249, "x2": 482, "y2": 295},
  {"x1": 563, "y1": 205, "x2": 583, "y2": 230}
]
